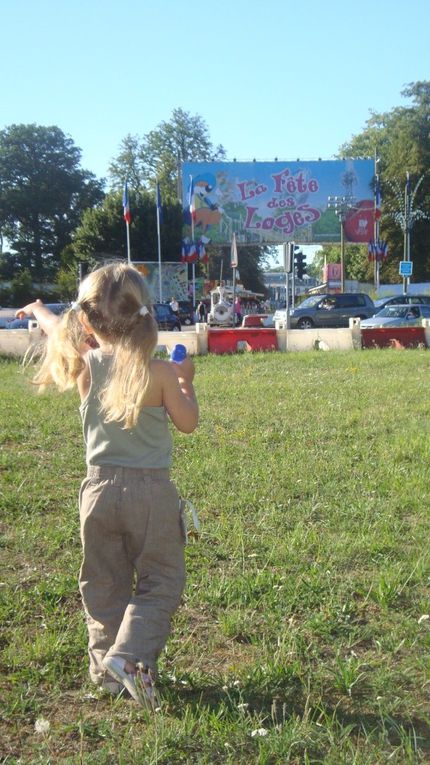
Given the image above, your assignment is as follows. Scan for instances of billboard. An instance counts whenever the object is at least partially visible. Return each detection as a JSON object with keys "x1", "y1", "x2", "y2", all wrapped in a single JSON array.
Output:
[
  {"x1": 133, "y1": 262, "x2": 188, "y2": 301},
  {"x1": 182, "y1": 160, "x2": 375, "y2": 245}
]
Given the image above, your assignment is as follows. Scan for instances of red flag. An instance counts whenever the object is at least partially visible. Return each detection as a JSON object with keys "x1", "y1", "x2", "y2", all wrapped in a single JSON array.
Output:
[{"x1": 123, "y1": 181, "x2": 131, "y2": 224}]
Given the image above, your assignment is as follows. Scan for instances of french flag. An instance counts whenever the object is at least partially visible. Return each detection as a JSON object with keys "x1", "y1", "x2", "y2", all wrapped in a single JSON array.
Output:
[
  {"x1": 123, "y1": 181, "x2": 131, "y2": 224},
  {"x1": 188, "y1": 177, "x2": 195, "y2": 219},
  {"x1": 374, "y1": 179, "x2": 382, "y2": 220},
  {"x1": 156, "y1": 182, "x2": 163, "y2": 224}
]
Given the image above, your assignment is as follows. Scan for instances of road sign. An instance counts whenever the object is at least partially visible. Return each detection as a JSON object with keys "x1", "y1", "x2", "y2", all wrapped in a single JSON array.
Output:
[{"x1": 399, "y1": 260, "x2": 413, "y2": 277}]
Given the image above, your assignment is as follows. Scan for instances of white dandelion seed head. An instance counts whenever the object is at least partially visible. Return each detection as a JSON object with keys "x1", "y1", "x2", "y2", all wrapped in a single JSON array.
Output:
[
  {"x1": 34, "y1": 717, "x2": 50, "y2": 734},
  {"x1": 251, "y1": 728, "x2": 269, "y2": 737}
]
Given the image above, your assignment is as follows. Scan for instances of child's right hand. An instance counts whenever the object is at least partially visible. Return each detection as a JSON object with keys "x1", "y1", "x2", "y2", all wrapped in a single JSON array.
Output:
[
  {"x1": 171, "y1": 355, "x2": 195, "y2": 384},
  {"x1": 15, "y1": 299, "x2": 43, "y2": 319}
]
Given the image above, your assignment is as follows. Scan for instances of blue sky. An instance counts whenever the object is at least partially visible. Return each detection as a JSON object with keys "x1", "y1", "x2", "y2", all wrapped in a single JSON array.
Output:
[{"x1": 2, "y1": 0, "x2": 430, "y2": 264}]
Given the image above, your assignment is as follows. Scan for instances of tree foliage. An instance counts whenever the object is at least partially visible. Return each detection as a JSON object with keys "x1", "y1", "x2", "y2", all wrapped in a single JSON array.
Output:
[
  {"x1": 0, "y1": 124, "x2": 104, "y2": 279},
  {"x1": 109, "y1": 108, "x2": 226, "y2": 201},
  {"x1": 73, "y1": 190, "x2": 183, "y2": 264},
  {"x1": 339, "y1": 82, "x2": 430, "y2": 282},
  {"x1": 312, "y1": 244, "x2": 374, "y2": 284}
]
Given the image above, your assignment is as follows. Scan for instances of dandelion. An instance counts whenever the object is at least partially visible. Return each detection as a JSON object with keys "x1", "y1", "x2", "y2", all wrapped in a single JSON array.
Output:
[
  {"x1": 34, "y1": 717, "x2": 50, "y2": 734},
  {"x1": 251, "y1": 728, "x2": 269, "y2": 737}
]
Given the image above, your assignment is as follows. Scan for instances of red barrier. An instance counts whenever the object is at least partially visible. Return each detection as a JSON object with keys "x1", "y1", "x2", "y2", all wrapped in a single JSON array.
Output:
[
  {"x1": 361, "y1": 326, "x2": 427, "y2": 349},
  {"x1": 208, "y1": 328, "x2": 278, "y2": 354}
]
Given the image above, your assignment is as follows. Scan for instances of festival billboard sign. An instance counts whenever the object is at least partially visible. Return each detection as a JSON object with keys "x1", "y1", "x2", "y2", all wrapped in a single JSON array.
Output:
[
  {"x1": 133, "y1": 262, "x2": 188, "y2": 301},
  {"x1": 182, "y1": 160, "x2": 375, "y2": 246}
]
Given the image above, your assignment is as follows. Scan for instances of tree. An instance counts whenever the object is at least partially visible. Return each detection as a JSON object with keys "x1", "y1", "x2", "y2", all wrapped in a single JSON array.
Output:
[
  {"x1": 73, "y1": 190, "x2": 183, "y2": 264},
  {"x1": 0, "y1": 124, "x2": 104, "y2": 279},
  {"x1": 109, "y1": 108, "x2": 226, "y2": 201},
  {"x1": 339, "y1": 82, "x2": 430, "y2": 282},
  {"x1": 207, "y1": 244, "x2": 269, "y2": 295},
  {"x1": 313, "y1": 244, "x2": 373, "y2": 284}
]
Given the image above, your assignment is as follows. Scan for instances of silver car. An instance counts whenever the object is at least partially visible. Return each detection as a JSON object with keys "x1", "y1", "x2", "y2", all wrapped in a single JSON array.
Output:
[{"x1": 361, "y1": 304, "x2": 430, "y2": 328}]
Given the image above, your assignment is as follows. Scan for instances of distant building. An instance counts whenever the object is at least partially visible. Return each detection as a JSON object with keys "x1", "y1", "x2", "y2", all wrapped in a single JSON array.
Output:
[{"x1": 262, "y1": 271, "x2": 318, "y2": 305}]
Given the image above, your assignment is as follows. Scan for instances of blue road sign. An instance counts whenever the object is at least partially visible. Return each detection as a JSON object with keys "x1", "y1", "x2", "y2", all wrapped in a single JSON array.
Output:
[{"x1": 399, "y1": 260, "x2": 413, "y2": 277}]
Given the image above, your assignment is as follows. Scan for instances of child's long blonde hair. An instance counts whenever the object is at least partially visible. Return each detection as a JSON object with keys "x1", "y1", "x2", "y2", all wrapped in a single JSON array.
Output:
[{"x1": 33, "y1": 262, "x2": 158, "y2": 428}]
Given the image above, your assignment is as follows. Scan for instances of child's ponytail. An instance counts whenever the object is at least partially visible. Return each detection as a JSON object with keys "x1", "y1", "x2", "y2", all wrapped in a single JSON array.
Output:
[{"x1": 33, "y1": 308, "x2": 86, "y2": 391}]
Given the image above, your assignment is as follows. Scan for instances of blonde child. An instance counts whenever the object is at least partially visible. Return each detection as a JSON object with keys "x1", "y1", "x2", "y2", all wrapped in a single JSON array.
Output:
[{"x1": 18, "y1": 263, "x2": 199, "y2": 708}]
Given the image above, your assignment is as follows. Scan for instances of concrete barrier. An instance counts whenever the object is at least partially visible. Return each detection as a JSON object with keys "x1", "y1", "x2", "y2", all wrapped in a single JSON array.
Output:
[
  {"x1": 0, "y1": 321, "x2": 43, "y2": 358},
  {"x1": 2, "y1": 319, "x2": 430, "y2": 358},
  {"x1": 0, "y1": 325, "x2": 207, "y2": 359}
]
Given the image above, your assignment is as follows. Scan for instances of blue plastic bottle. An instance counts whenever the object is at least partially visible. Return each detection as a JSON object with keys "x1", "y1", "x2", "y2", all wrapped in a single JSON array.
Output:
[{"x1": 170, "y1": 344, "x2": 187, "y2": 363}]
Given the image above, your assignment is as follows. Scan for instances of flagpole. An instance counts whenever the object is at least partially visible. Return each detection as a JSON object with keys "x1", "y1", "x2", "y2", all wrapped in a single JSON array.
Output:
[
  {"x1": 126, "y1": 222, "x2": 131, "y2": 265},
  {"x1": 156, "y1": 181, "x2": 163, "y2": 302},
  {"x1": 374, "y1": 155, "x2": 380, "y2": 291},
  {"x1": 189, "y1": 175, "x2": 196, "y2": 308},
  {"x1": 231, "y1": 233, "x2": 238, "y2": 327},
  {"x1": 123, "y1": 180, "x2": 132, "y2": 264}
]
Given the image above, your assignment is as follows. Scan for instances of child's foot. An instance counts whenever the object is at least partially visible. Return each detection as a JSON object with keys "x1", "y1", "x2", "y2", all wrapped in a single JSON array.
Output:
[
  {"x1": 103, "y1": 656, "x2": 158, "y2": 710},
  {"x1": 103, "y1": 656, "x2": 140, "y2": 703}
]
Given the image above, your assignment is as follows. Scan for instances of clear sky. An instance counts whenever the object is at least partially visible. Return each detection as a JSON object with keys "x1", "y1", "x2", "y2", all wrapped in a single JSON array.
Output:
[{"x1": 2, "y1": 0, "x2": 429, "y2": 265}]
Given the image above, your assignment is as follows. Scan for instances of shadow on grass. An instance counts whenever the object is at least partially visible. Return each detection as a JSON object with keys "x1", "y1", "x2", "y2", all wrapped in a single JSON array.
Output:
[{"x1": 162, "y1": 673, "x2": 430, "y2": 754}]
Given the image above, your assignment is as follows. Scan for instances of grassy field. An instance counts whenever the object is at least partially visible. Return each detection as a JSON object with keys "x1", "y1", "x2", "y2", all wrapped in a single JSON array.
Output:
[{"x1": 1, "y1": 349, "x2": 430, "y2": 764}]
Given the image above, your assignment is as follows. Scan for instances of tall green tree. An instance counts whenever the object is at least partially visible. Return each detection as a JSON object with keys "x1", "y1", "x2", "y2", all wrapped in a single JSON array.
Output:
[
  {"x1": 312, "y1": 244, "x2": 373, "y2": 284},
  {"x1": 109, "y1": 108, "x2": 226, "y2": 201},
  {"x1": 0, "y1": 124, "x2": 104, "y2": 279},
  {"x1": 339, "y1": 82, "x2": 430, "y2": 282},
  {"x1": 73, "y1": 190, "x2": 183, "y2": 264}
]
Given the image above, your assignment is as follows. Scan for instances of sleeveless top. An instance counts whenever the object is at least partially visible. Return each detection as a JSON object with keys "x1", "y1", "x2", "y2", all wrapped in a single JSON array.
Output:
[{"x1": 79, "y1": 349, "x2": 172, "y2": 468}]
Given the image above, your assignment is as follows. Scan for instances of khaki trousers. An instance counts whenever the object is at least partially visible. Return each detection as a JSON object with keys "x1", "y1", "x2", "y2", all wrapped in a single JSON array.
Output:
[{"x1": 78, "y1": 466, "x2": 186, "y2": 686}]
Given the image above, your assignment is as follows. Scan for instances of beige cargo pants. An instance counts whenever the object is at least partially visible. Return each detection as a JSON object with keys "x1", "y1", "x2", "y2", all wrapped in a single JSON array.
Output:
[{"x1": 78, "y1": 466, "x2": 186, "y2": 687}]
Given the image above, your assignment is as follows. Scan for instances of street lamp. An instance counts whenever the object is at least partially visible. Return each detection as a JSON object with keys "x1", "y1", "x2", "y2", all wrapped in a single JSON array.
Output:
[
  {"x1": 386, "y1": 173, "x2": 429, "y2": 294},
  {"x1": 327, "y1": 195, "x2": 356, "y2": 293}
]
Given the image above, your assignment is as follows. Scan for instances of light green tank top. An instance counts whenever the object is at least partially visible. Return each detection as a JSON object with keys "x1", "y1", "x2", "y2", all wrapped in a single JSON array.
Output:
[{"x1": 79, "y1": 350, "x2": 172, "y2": 468}]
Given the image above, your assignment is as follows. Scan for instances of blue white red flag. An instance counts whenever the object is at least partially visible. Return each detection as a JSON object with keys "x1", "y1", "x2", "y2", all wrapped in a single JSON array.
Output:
[
  {"x1": 231, "y1": 232, "x2": 238, "y2": 268},
  {"x1": 188, "y1": 177, "x2": 195, "y2": 219},
  {"x1": 123, "y1": 181, "x2": 131, "y2": 224},
  {"x1": 156, "y1": 182, "x2": 163, "y2": 224},
  {"x1": 374, "y1": 178, "x2": 382, "y2": 220}
]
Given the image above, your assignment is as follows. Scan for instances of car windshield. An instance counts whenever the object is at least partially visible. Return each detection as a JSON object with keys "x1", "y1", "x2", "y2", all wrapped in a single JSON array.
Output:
[
  {"x1": 296, "y1": 296, "x2": 324, "y2": 309},
  {"x1": 377, "y1": 306, "x2": 410, "y2": 318}
]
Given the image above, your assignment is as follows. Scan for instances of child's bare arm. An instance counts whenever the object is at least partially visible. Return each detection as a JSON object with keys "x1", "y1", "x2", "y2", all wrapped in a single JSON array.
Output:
[
  {"x1": 160, "y1": 358, "x2": 199, "y2": 434},
  {"x1": 16, "y1": 299, "x2": 60, "y2": 336}
]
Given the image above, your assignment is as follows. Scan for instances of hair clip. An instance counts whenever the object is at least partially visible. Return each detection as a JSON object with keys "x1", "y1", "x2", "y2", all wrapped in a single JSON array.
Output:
[
  {"x1": 71, "y1": 301, "x2": 81, "y2": 311},
  {"x1": 138, "y1": 305, "x2": 149, "y2": 317}
]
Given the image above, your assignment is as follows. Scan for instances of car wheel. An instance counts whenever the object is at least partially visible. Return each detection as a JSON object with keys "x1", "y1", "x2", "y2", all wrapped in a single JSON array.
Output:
[
  {"x1": 297, "y1": 317, "x2": 314, "y2": 329},
  {"x1": 171, "y1": 323, "x2": 181, "y2": 331},
  {"x1": 184, "y1": 318, "x2": 192, "y2": 325}
]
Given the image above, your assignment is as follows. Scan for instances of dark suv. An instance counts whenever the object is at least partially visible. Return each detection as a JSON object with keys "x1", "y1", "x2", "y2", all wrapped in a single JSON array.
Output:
[
  {"x1": 290, "y1": 293, "x2": 375, "y2": 329},
  {"x1": 153, "y1": 303, "x2": 181, "y2": 331}
]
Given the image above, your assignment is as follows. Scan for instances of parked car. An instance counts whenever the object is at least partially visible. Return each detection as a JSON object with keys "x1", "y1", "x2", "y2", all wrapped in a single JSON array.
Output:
[
  {"x1": 153, "y1": 303, "x2": 181, "y2": 331},
  {"x1": 373, "y1": 294, "x2": 430, "y2": 311},
  {"x1": 361, "y1": 304, "x2": 430, "y2": 328},
  {"x1": 290, "y1": 293, "x2": 375, "y2": 329},
  {"x1": 177, "y1": 300, "x2": 195, "y2": 326},
  {"x1": 5, "y1": 302, "x2": 70, "y2": 329}
]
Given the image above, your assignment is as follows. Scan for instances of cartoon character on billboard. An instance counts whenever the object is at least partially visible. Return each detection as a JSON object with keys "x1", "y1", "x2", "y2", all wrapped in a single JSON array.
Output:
[{"x1": 191, "y1": 174, "x2": 224, "y2": 232}]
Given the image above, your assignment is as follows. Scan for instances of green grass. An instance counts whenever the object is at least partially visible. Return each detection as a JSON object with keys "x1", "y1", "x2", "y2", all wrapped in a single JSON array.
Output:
[{"x1": 1, "y1": 349, "x2": 430, "y2": 764}]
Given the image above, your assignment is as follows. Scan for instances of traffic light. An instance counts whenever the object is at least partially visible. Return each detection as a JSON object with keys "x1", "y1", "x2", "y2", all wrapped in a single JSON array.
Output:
[{"x1": 294, "y1": 249, "x2": 307, "y2": 280}]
